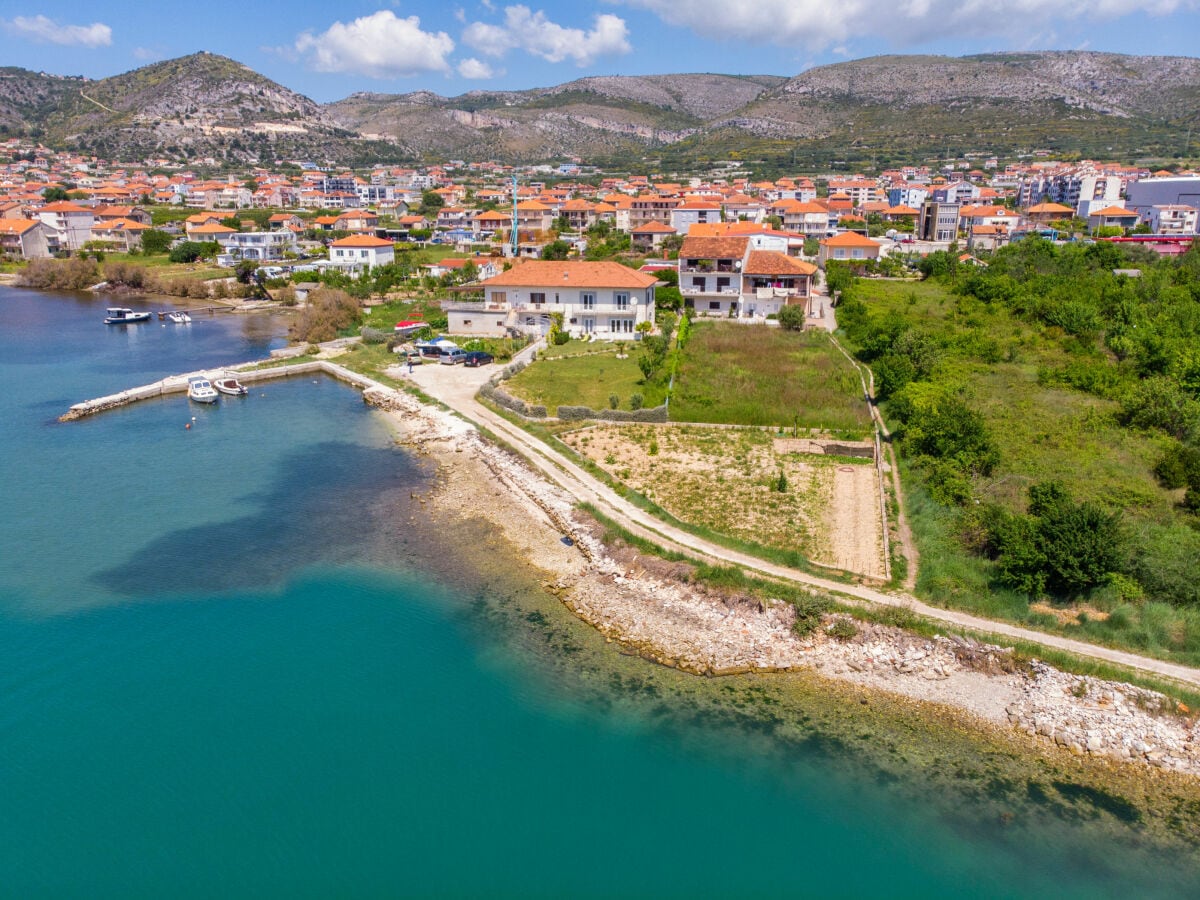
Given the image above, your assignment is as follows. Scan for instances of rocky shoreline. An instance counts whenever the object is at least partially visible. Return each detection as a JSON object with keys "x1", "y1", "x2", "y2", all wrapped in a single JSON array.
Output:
[{"x1": 364, "y1": 381, "x2": 1200, "y2": 781}]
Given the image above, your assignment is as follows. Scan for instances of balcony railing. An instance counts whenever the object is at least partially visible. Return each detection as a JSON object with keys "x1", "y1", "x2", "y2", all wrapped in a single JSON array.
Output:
[{"x1": 681, "y1": 286, "x2": 740, "y2": 296}]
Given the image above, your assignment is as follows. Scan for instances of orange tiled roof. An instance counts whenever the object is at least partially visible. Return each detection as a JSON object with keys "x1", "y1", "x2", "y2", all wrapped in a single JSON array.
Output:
[
  {"x1": 678, "y1": 235, "x2": 751, "y2": 258},
  {"x1": 330, "y1": 235, "x2": 394, "y2": 247},
  {"x1": 742, "y1": 251, "x2": 816, "y2": 276},
  {"x1": 821, "y1": 231, "x2": 880, "y2": 247},
  {"x1": 481, "y1": 260, "x2": 658, "y2": 290}
]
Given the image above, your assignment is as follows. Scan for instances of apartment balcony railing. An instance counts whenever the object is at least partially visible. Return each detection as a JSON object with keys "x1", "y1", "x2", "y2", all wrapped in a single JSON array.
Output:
[{"x1": 680, "y1": 286, "x2": 740, "y2": 296}]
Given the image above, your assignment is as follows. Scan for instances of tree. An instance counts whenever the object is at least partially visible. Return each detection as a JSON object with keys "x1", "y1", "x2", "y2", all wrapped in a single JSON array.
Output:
[
  {"x1": 778, "y1": 304, "x2": 806, "y2": 330},
  {"x1": 42, "y1": 187, "x2": 68, "y2": 202},
  {"x1": 420, "y1": 190, "x2": 445, "y2": 212},
  {"x1": 234, "y1": 259, "x2": 259, "y2": 284},
  {"x1": 140, "y1": 229, "x2": 173, "y2": 255},
  {"x1": 541, "y1": 240, "x2": 571, "y2": 260}
]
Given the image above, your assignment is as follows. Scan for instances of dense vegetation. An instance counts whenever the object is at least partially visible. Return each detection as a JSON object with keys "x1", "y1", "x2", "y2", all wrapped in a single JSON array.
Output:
[{"x1": 838, "y1": 238, "x2": 1200, "y2": 660}]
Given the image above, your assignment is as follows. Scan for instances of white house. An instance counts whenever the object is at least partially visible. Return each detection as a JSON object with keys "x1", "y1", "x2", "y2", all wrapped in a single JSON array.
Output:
[
  {"x1": 677, "y1": 235, "x2": 817, "y2": 320},
  {"x1": 327, "y1": 235, "x2": 396, "y2": 272},
  {"x1": 36, "y1": 201, "x2": 94, "y2": 251},
  {"x1": 1145, "y1": 205, "x2": 1198, "y2": 235},
  {"x1": 470, "y1": 260, "x2": 658, "y2": 339}
]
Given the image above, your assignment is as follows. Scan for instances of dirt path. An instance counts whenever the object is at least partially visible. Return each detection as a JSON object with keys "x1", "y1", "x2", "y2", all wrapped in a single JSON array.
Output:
[
  {"x1": 404, "y1": 355, "x2": 1200, "y2": 691},
  {"x1": 821, "y1": 464, "x2": 886, "y2": 579}
]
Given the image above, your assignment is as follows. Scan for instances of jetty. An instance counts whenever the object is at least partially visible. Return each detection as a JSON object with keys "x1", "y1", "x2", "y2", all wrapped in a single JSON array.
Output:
[{"x1": 59, "y1": 359, "x2": 384, "y2": 422}]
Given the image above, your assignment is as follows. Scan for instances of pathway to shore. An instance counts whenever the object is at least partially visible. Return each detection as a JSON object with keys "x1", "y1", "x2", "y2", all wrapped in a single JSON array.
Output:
[{"x1": 408, "y1": 355, "x2": 1200, "y2": 692}]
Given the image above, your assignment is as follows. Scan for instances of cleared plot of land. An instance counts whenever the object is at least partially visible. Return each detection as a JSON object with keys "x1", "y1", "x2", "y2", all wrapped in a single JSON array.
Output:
[
  {"x1": 562, "y1": 424, "x2": 886, "y2": 579},
  {"x1": 506, "y1": 348, "x2": 666, "y2": 414},
  {"x1": 670, "y1": 322, "x2": 872, "y2": 434}
]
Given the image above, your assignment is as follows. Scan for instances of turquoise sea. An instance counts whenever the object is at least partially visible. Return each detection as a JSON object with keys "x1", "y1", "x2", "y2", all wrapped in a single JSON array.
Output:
[{"x1": 3, "y1": 285, "x2": 1200, "y2": 898}]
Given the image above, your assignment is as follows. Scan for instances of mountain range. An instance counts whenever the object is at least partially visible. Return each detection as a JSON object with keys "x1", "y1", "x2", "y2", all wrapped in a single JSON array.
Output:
[{"x1": 2, "y1": 51, "x2": 1198, "y2": 171}]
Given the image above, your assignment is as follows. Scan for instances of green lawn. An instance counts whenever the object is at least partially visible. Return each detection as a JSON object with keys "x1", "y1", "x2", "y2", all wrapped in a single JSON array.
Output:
[
  {"x1": 506, "y1": 350, "x2": 665, "y2": 413},
  {"x1": 669, "y1": 322, "x2": 872, "y2": 435}
]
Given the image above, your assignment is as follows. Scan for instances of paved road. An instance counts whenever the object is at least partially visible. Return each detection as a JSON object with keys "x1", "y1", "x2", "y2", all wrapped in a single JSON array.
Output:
[{"x1": 405, "y1": 354, "x2": 1200, "y2": 691}]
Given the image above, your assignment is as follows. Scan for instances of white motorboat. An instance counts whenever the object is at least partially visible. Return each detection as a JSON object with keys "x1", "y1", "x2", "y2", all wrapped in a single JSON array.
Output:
[
  {"x1": 104, "y1": 307, "x2": 152, "y2": 325},
  {"x1": 167, "y1": 311, "x2": 192, "y2": 324},
  {"x1": 213, "y1": 375, "x2": 248, "y2": 396},
  {"x1": 187, "y1": 376, "x2": 219, "y2": 404}
]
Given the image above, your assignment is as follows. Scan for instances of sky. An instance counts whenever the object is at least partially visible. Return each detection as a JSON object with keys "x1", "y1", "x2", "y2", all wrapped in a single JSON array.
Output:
[{"x1": 3, "y1": 0, "x2": 1199, "y2": 102}]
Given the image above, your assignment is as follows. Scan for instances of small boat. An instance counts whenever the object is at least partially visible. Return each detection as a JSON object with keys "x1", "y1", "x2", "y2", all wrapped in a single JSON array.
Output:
[
  {"x1": 167, "y1": 311, "x2": 192, "y2": 324},
  {"x1": 187, "y1": 376, "x2": 219, "y2": 404},
  {"x1": 104, "y1": 307, "x2": 152, "y2": 325},
  {"x1": 213, "y1": 375, "x2": 248, "y2": 396}
]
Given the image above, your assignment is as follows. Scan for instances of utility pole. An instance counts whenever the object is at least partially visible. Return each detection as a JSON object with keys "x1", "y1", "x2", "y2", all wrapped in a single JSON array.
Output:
[{"x1": 511, "y1": 174, "x2": 519, "y2": 258}]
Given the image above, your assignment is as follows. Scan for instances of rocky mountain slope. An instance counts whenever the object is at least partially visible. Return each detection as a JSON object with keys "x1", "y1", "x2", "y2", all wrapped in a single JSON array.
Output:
[{"x1": 5, "y1": 51, "x2": 1198, "y2": 168}]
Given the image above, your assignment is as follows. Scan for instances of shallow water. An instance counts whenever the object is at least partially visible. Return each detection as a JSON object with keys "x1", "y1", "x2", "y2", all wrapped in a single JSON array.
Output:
[{"x1": 2, "y1": 286, "x2": 1199, "y2": 897}]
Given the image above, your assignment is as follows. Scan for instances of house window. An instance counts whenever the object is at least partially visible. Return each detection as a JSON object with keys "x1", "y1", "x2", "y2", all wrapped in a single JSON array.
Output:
[
  {"x1": 582, "y1": 292, "x2": 596, "y2": 310},
  {"x1": 709, "y1": 301, "x2": 721, "y2": 310},
  {"x1": 716, "y1": 278, "x2": 730, "y2": 292},
  {"x1": 612, "y1": 318, "x2": 634, "y2": 333},
  {"x1": 360, "y1": 250, "x2": 368, "y2": 258},
  {"x1": 530, "y1": 292, "x2": 546, "y2": 306},
  {"x1": 491, "y1": 291, "x2": 506, "y2": 305},
  {"x1": 615, "y1": 292, "x2": 629, "y2": 310}
]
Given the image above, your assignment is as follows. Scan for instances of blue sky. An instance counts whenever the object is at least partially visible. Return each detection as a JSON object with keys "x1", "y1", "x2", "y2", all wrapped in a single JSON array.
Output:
[{"x1": 3, "y1": 1, "x2": 1199, "y2": 102}]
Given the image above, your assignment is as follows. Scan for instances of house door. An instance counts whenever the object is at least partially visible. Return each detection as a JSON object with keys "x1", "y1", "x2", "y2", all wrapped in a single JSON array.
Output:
[{"x1": 583, "y1": 317, "x2": 595, "y2": 334}]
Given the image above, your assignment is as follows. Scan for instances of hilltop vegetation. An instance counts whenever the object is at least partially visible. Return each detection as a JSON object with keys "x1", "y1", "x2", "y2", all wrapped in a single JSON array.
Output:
[
  {"x1": 4, "y1": 51, "x2": 1200, "y2": 167},
  {"x1": 838, "y1": 239, "x2": 1200, "y2": 661}
]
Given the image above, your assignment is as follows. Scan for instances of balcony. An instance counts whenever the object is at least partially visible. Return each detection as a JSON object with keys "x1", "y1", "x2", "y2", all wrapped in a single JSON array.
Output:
[{"x1": 681, "y1": 286, "x2": 740, "y2": 296}]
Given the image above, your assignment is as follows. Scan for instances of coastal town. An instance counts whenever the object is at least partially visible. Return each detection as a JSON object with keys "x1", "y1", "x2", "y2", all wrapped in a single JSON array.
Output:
[
  {"x1": 5, "y1": 4, "x2": 1200, "y2": 887},
  {"x1": 8, "y1": 124, "x2": 1200, "y2": 786}
]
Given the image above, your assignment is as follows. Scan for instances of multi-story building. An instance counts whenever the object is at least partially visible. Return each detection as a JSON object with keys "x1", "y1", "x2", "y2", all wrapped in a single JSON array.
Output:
[
  {"x1": 678, "y1": 235, "x2": 816, "y2": 320},
  {"x1": 1126, "y1": 176, "x2": 1200, "y2": 217},
  {"x1": 453, "y1": 260, "x2": 657, "y2": 339},
  {"x1": 0, "y1": 218, "x2": 51, "y2": 258},
  {"x1": 35, "y1": 201, "x2": 94, "y2": 251},
  {"x1": 916, "y1": 201, "x2": 961, "y2": 242},
  {"x1": 1144, "y1": 205, "x2": 1198, "y2": 235}
]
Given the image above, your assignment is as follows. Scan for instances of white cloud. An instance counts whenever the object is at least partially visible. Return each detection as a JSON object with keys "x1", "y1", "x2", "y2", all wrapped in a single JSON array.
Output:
[
  {"x1": 294, "y1": 11, "x2": 454, "y2": 78},
  {"x1": 463, "y1": 6, "x2": 631, "y2": 66},
  {"x1": 2, "y1": 15, "x2": 112, "y2": 47},
  {"x1": 621, "y1": 0, "x2": 1191, "y2": 50},
  {"x1": 458, "y1": 57, "x2": 497, "y2": 78}
]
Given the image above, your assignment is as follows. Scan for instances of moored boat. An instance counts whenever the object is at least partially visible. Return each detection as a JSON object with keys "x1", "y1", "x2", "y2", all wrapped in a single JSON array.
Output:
[
  {"x1": 167, "y1": 311, "x2": 192, "y2": 324},
  {"x1": 187, "y1": 376, "x2": 219, "y2": 404},
  {"x1": 104, "y1": 307, "x2": 152, "y2": 325},
  {"x1": 213, "y1": 375, "x2": 248, "y2": 396}
]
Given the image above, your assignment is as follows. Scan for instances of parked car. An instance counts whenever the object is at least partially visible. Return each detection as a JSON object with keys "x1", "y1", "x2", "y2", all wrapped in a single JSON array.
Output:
[
  {"x1": 439, "y1": 348, "x2": 467, "y2": 365},
  {"x1": 463, "y1": 351, "x2": 494, "y2": 367}
]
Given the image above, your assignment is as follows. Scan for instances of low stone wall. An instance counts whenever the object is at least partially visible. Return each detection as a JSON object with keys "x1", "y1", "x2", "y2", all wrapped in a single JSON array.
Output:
[
  {"x1": 478, "y1": 381, "x2": 548, "y2": 419},
  {"x1": 557, "y1": 404, "x2": 669, "y2": 423},
  {"x1": 772, "y1": 437, "x2": 876, "y2": 460}
]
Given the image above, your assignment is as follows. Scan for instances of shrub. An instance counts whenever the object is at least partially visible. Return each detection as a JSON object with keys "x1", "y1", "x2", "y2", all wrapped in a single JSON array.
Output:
[
  {"x1": 629, "y1": 393, "x2": 644, "y2": 411},
  {"x1": 361, "y1": 326, "x2": 389, "y2": 345},
  {"x1": 826, "y1": 619, "x2": 859, "y2": 641},
  {"x1": 1154, "y1": 443, "x2": 1200, "y2": 490},
  {"x1": 103, "y1": 260, "x2": 145, "y2": 289},
  {"x1": 609, "y1": 393, "x2": 620, "y2": 410},
  {"x1": 985, "y1": 483, "x2": 1125, "y2": 598},
  {"x1": 289, "y1": 288, "x2": 360, "y2": 344},
  {"x1": 778, "y1": 304, "x2": 806, "y2": 330},
  {"x1": 16, "y1": 257, "x2": 100, "y2": 291}
]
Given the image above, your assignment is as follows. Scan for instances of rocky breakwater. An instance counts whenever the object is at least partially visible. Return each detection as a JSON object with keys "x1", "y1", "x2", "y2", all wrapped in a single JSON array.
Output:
[{"x1": 1008, "y1": 662, "x2": 1199, "y2": 773}]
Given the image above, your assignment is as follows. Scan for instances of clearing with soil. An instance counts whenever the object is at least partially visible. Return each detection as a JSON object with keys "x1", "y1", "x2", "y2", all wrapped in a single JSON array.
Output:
[{"x1": 562, "y1": 424, "x2": 886, "y2": 579}]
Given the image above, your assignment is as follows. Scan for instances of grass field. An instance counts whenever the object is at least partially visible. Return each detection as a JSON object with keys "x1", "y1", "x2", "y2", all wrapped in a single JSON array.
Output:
[
  {"x1": 669, "y1": 322, "x2": 872, "y2": 435},
  {"x1": 506, "y1": 347, "x2": 666, "y2": 413}
]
